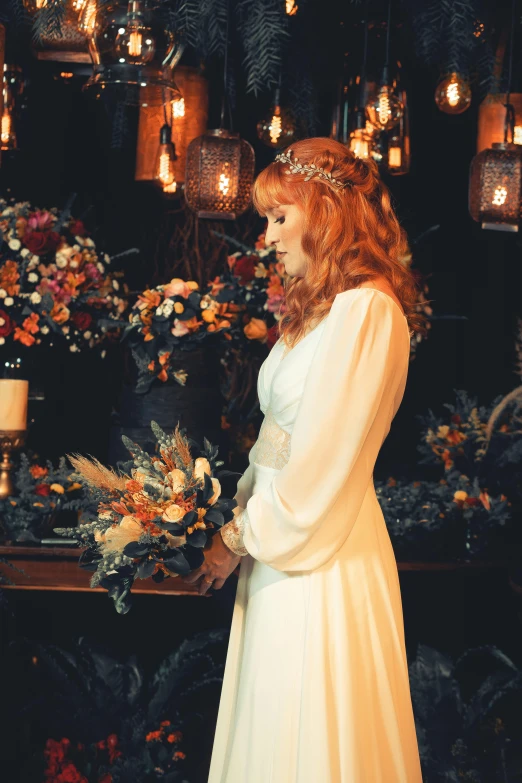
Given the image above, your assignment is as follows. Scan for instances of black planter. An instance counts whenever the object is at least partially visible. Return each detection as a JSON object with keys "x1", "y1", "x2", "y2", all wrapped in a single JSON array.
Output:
[{"x1": 108, "y1": 344, "x2": 225, "y2": 465}]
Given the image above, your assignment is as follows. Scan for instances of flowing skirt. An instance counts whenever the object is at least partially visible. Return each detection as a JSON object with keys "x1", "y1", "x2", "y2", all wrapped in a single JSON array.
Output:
[{"x1": 207, "y1": 464, "x2": 423, "y2": 783}]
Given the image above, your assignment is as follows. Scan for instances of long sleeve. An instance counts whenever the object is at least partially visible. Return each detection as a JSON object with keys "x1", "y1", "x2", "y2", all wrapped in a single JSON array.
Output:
[
  {"x1": 220, "y1": 439, "x2": 259, "y2": 556},
  {"x1": 236, "y1": 289, "x2": 409, "y2": 572}
]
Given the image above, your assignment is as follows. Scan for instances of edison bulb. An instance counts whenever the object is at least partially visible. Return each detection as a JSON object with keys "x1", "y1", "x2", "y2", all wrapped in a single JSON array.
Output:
[
  {"x1": 366, "y1": 84, "x2": 403, "y2": 132},
  {"x1": 154, "y1": 125, "x2": 177, "y2": 188},
  {"x1": 114, "y1": 22, "x2": 156, "y2": 65},
  {"x1": 257, "y1": 101, "x2": 296, "y2": 149},
  {"x1": 435, "y1": 72, "x2": 471, "y2": 115},
  {"x1": 349, "y1": 127, "x2": 372, "y2": 159}
]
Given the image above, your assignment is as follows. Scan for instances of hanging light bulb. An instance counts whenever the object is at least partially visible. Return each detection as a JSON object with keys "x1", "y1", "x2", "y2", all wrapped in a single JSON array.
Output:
[
  {"x1": 113, "y1": 1, "x2": 156, "y2": 65},
  {"x1": 365, "y1": 1, "x2": 402, "y2": 132},
  {"x1": 154, "y1": 124, "x2": 177, "y2": 188},
  {"x1": 387, "y1": 87, "x2": 410, "y2": 175},
  {"x1": 349, "y1": 110, "x2": 372, "y2": 159},
  {"x1": 434, "y1": 72, "x2": 471, "y2": 115},
  {"x1": 171, "y1": 97, "x2": 185, "y2": 119},
  {"x1": 256, "y1": 87, "x2": 296, "y2": 149}
]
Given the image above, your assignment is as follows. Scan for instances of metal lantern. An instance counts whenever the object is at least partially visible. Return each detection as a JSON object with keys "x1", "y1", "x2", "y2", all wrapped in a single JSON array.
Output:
[
  {"x1": 184, "y1": 129, "x2": 255, "y2": 220},
  {"x1": 82, "y1": 0, "x2": 184, "y2": 106},
  {"x1": 23, "y1": 0, "x2": 91, "y2": 62},
  {"x1": 135, "y1": 65, "x2": 208, "y2": 186},
  {"x1": 469, "y1": 142, "x2": 522, "y2": 232}
]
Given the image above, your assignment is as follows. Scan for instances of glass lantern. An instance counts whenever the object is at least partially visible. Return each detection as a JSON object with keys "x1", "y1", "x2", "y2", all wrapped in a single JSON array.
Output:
[
  {"x1": 469, "y1": 142, "x2": 522, "y2": 231},
  {"x1": 387, "y1": 88, "x2": 410, "y2": 175},
  {"x1": 184, "y1": 129, "x2": 255, "y2": 220},
  {"x1": 256, "y1": 88, "x2": 296, "y2": 149},
  {"x1": 435, "y1": 72, "x2": 471, "y2": 115},
  {"x1": 81, "y1": 0, "x2": 184, "y2": 106}
]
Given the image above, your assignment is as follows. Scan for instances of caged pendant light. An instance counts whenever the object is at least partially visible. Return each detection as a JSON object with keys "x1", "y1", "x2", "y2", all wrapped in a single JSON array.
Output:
[
  {"x1": 184, "y1": 0, "x2": 254, "y2": 219},
  {"x1": 469, "y1": 0, "x2": 522, "y2": 232}
]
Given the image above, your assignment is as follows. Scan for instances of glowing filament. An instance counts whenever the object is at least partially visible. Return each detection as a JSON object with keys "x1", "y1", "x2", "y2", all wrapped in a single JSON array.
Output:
[
  {"x1": 81, "y1": 0, "x2": 97, "y2": 33},
  {"x1": 269, "y1": 114, "x2": 282, "y2": 144},
  {"x1": 128, "y1": 31, "x2": 143, "y2": 57},
  {"x1": 1, "y1": 112, "x2": 11, "y2": 145},
  {"x1": 349, "y1": 130, "x2": 370, "y2": 159},
  {"x1": 492, "y1": 186, "x2": 508, "y2": 206},
  {"x1": 286, "y1": 0, "x2": 298, "y2": 14},
  {"x1": 378, "y1": 92, "x2": 391, "y2": 126},
  {"x1": 72, "y1": 0, "x2": 87, "y2": 11},
  {"x1": 514, "y1": 126, "x2": 522, "y2": 145},
  {"x1": 172, "y1": 98, "x2": 185, "y2": 119},
  {"x1": 446, "y1": 82, "x2": 460, "y2": 107},
  {"x1": 163, "y1": 179, "x2": 177, "y2": 194},
  {"x1": 218, "y1": 168, "x2": 230, "y2": 196},
  {"x1": 35, "y1": 0, "x2": 47, "y2": 7},
  {"x1": 158, "y1": 153, "x2": 173, "y2": 186},
  {"x1": 388, "y1": 146, "x2": 402, "y2": 168}
]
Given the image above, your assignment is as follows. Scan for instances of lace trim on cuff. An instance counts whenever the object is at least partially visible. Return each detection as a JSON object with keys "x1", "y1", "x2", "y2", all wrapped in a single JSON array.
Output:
[{"x1": 220, "y1": 509, "x2": 249, "y2": 556}]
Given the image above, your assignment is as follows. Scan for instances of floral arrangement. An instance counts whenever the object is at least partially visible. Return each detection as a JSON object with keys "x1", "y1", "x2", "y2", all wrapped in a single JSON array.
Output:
[
  {"x1": 0, "y1": 453, "x2": 85, "y2": 543},
  {"x1": 0, "y1": 199, "x2": 128, "y2": 354},
  {"x1": 43, "y1": 727, "x2": 187, "y2": 783},
  {"x1": 376, "y1": 471, "x2": 511, "y2": 561},
  {"x1": 54, "y1": 422, "x2": 238, "y2": 613},
  {"x1": 121, "y1": 277, "x2": 241, "y2": 393}
]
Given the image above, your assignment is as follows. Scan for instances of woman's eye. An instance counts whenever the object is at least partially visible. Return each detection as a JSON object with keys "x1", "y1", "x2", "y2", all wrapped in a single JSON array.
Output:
[{"x1": 275, "y1": 216, "x2": 285, "y2": 224}]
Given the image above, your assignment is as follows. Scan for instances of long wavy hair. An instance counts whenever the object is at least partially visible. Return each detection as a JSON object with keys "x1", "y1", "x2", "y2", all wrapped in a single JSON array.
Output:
[{"x1": 252, "y1": 137, "x2": 430, "y2": 350}]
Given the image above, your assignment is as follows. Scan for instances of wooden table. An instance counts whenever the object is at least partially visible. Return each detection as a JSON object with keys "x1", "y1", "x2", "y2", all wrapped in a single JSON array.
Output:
[
  {"x1": 0, "y1": 545, "x2": 204, "y2": 597},
  {"x1": 0, "y1": 545, "x2": 510, "y2": 596}
]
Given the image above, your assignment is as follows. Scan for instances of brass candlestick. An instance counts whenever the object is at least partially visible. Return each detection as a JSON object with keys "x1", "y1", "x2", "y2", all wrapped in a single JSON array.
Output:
[{"x1": 0, "y1": 430, "x2": 26, "y2": 500}]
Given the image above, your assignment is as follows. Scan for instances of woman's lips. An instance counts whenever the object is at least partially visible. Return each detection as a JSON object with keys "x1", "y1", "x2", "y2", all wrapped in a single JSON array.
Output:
[{"x1": 276, "y1": 251, "x2": 286, "y2": 257}]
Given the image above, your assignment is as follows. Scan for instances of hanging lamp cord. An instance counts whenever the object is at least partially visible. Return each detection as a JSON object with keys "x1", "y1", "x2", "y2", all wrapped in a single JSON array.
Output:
[
  {"x1": 220, "y1": 0, "x2": 231, "y2": 130},
  {"x1": 504, "y1": 0, "x2": 517, "y2": 143}
]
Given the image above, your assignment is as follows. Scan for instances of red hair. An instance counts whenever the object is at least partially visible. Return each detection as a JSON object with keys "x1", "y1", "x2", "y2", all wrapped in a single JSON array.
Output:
[{"x1": 252, "y1": 137, "x2": 429, "y2": 349}]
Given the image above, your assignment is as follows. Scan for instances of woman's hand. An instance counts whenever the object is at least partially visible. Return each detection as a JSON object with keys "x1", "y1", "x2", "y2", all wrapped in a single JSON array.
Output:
[{"x1": 180, "y1": 530, "x2": 241, "y2": 595}]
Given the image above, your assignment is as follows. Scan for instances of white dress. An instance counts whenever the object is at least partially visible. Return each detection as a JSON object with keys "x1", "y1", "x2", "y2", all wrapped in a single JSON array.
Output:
[{"x1": 209, "y1": 288, "x2": 423, "y2": 783}]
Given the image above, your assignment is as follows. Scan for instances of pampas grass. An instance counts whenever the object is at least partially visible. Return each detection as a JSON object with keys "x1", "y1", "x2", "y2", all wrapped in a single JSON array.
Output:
[{"x1": 67, "y1": 453, "x2": 129, "y2": 493}]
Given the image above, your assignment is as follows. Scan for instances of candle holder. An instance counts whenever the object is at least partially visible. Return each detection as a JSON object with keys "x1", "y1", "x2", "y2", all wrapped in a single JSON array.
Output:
[{"x1": 0, "y1": 430, "x2": 26, "y2": 500}]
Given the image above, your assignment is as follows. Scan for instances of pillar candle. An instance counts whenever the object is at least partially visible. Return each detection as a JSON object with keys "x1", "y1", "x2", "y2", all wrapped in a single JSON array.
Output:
[{"x1": 0, "y1": 379, "x2": 28, "y2": 431}]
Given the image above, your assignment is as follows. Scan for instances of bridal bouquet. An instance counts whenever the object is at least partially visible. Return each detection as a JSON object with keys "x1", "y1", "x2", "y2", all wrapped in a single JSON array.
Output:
[{"x1": 54, "y1": 422, "x2": 238, "y2": 614}]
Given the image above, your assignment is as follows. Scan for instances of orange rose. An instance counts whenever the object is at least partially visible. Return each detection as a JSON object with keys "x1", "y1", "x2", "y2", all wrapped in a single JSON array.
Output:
[
  {"x1": 51, "y1": 302, "x2": 70, "y2": 324},
  {"x1": 22, "y1": 312, "x2": 40, "y2": 335},
  {"x1": 14, "y1": 327, "x2": 36, "y2": 346},
  {"x1": 244, "y1": 318, "x2": 268, "y2": 342}
]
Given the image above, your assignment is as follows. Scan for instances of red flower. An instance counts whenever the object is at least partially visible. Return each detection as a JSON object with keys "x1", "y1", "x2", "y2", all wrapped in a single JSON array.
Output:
[
  {"x1": 98, "y1": 775, "x2": 112, "y2": 783},
  {"x1": 57, "y1": 762, "x2": 83, "y2": 783},
  {"x1": 0, "y1": 309, "x2": 13, "y2": 337},
  {"x1": 266, "y1": 323, "x2": 280, "y2": 349},
  {"x1": 24, "y1": 230, "x2": 61, "y2": 256},
  {"x1": 69, "y1": 220, "x2": 87, "y2": 237},
  {"x1": 35, "y1": 483, "x2": 51, "y2": 496},
  {"x1": 233, "y1": 255, "x2": 257, "y2": 284},
  {"x1": 70, "y1": 312, "x2": 93, "y2": 331}
]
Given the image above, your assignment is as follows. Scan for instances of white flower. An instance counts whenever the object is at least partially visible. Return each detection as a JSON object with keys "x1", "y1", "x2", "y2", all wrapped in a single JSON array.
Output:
[
  {"x1": 167, "y1": 469, "x2": 186, "y2": 494},
  {"x1": 70, "y1": 260, "x2": 79, "y2": 269},
  {"x1": 73, "y1": 244, "x2": 81, "y2": 252},
  {"x1": 85, "y1": 238, "x2": 95, "y2": 247},
  {"x1": 104, "y1": 253, "x2": 111, "y2": 264},
  {"x1": 28, "y1": 272, "x2": 38, "y2": 283},
  {"x1": 31, "y1": 255, "x2": 39, "y2": 263},
  {"x1": 0, "y1": 317, "x2": 4, "y2": 326},
  {"x1": 8, "y1": 239, "x2": 21, "y2": 251},
  {"x1": 56, "y1": 256, "x2": 68, "y2": 269},
  {"x1": 0, "y1": 337, "x2": 4, "y2": 346},
  {"x1": 74, "y1": 236, "x2": 85, "y2": 246},
  {"x1": 40, "y1": 325, "x2": 50, "y2": 335},
  {"x1": 162, "y1": 504, "x2": 185, "y2": 523},
  {"x1": 29, "y1": 292, "x2": 41, "y2": 304},
  {"x1": 62, "y1": 325, "x2": 70, "y2": 335},
  {"x1": 84, "y1": 330, "x2": 92, "y2": 339},
  {"x1": 69, "y1": 344, "x2": 79, "y2": 352},
  {"x1": 4, "y1": 297, "x2": 14, "y2": 307},
  {"x1": 208, "y1": 477, "x2": 221, "y2": 505},
  {"x1": 112, "y1": 279, "x2": 119, "y2": 290},
  {"x1": 155, "y1": 306, "x2": 164, "y2": 316},
  {"x1": 97, "y1": 262, "x2": 105, "y2": 274},
  {"x1": 0, "y1": 289, "x2": 6, "y2": 299},
  {"x1": 20, "y1": 248, "x2": 30, "y2": 257},
  {"x1": 102, "y1": 515, "x2": 143, "y2": 553},
  {"x1": 162, "y1": 299, "x2": 174, "y2": 316},
  {"x1": 101, "y1": 350, "x2": 106, "y2": 359},
  {"x1": 193, "y1": 457, "x2": 211, "y2": 481}
]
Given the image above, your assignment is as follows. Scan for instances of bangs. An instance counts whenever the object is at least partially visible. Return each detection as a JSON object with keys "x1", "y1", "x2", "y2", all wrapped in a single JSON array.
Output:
[{"x1": 252, "y1": 162, "x2": 297, "y2": 216}]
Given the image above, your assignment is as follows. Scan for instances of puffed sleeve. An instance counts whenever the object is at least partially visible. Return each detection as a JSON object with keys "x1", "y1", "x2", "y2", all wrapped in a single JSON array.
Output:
[{"x1": 230, "y1": 289, "x2": 410, "y2": 572}]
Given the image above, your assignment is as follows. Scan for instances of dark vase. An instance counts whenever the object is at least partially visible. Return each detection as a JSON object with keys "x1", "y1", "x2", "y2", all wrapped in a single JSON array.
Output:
[{"x1": 108, "y1": 343, "x2": 225, "y2": 466}]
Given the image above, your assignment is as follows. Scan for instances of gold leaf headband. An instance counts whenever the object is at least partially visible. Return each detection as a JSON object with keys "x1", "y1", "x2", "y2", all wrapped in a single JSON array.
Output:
[{"x1": 274, "y1": 148, "x2": 353, "y2": 191}]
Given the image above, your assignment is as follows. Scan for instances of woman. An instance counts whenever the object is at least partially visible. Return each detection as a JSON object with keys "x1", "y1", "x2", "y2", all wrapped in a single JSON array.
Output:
[{"x1": 182, "y1": 138, "x2": 426, "y2": 782}]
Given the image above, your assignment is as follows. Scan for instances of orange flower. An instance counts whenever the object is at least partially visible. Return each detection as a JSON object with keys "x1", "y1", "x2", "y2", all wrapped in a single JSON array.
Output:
[
  {"x1": 145, "y1": 730, "x2": 162, "y2": 742},
  {"x1": 0, "y1": 260, "x2": 20, "y2": 296},
  {"x1": 30, "y1": 465, "x2": 48, "y2": 479},
  {"x1": 478, "y1": 490, "x2": 491, "y2": 510},
  {"x1": 244, "y1": 318, "x2": 268, "y2": 342},
  {"x1": 22, "y1": 312, "x2": 40, "y2": 334},
  {"x1": 446, "y1": 429, "x2": 466, "y2": 445},
  {"x1": 50, "y1": 302, "x2": 70, "y2": 324},
  {"x1": 159, "y1": 352, "x2": 170, "y2": 367},
  {"x1": 160, "y1": 720, "x2": 171, "y2": 727},
  {"x1": 14, "y1": 327, "x2": 36, "y2": 346},
  {"x1": 173, "y1": 751, "x2": 186, "y2": 759},
  {"x1": 138, "y1": 290, "x2": 161, "y2": 310}
]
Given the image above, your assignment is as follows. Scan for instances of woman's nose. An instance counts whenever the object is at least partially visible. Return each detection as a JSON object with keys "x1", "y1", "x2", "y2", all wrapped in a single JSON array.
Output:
[{"x1": 264, "y1": 222, "x2": 278, "y2": 247}]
